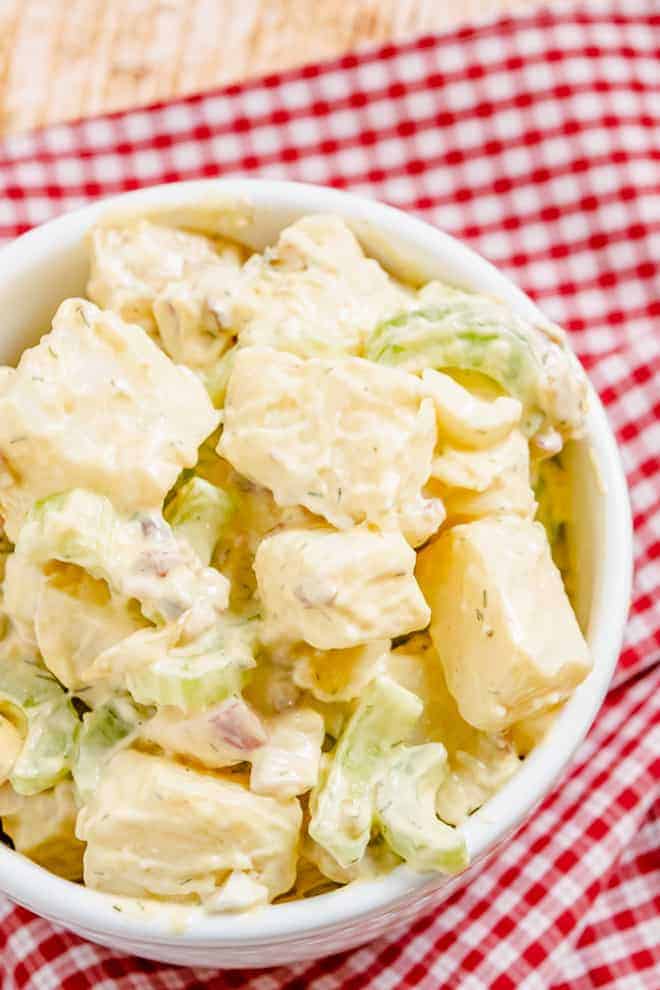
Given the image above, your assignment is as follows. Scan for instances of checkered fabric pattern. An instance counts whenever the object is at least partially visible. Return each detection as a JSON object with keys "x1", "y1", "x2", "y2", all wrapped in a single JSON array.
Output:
[{"x1": 0, "y1": 1, "x2": 658, "y2": 986}]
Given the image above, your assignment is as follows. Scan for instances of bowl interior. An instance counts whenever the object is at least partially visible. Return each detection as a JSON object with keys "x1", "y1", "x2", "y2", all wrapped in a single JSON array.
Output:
[
  {"x1": 0, "y1": 181, "x2": 602, "y2": 635},
  {"x1": 0, "y1": 180, "x2": 632, "y2": 948}
]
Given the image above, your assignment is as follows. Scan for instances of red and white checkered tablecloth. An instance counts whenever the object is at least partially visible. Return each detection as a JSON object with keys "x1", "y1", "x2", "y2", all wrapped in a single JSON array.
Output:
[{"x1": 0, "y1": 1, "x2": 658, "y2": 986}]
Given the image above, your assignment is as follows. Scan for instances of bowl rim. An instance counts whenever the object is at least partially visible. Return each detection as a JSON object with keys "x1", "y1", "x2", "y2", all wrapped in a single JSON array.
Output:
[{"x1": 0, "y1": 178, "x2": 633, "y2": 946}]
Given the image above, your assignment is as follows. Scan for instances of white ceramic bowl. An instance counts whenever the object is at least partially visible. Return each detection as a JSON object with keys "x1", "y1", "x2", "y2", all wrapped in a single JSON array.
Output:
[{"x1": 0, "y1": 180, "x2": 632, "y2": 968}]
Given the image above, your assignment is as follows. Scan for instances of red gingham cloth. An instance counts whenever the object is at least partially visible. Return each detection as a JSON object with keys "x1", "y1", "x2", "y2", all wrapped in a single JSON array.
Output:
[{"x1": 0, "y1": 2, "x2": 658, "y2": 987}]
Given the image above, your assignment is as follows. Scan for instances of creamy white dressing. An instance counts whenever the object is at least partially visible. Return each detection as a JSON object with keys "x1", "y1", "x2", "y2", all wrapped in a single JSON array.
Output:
[{"x1": 0, "y1": 211, "x2": 590, "y2": 911}]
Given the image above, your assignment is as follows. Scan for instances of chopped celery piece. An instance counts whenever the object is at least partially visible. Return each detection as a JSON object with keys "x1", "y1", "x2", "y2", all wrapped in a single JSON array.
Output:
[
  {"x1": 74, "y1": 695, "x2": 152, "y2": 802},
  {"x1": 14, "y1": 489, "x2": 229, "y2": 627},
  {"x1": 366, "y1": 287, "x2": 586, "y2": 439},
  {"x1": 126, "y1": 653, "x2": 250, "y2": 711},
  {"x1": 309, "y1": 675, "x2": 422, "y2": 868},
  {"x1": 374, "y1": 744, "x2": 468, "y2": 874},
  {"x1": 92, "y1": 615, "x2": 259, "y2": 712},
  {"x1": 165, "y1": 476, "x2": 235, "y2": 566},
  {"x1": 0, "y1": 656, "x2": 79, "y2": 795}
]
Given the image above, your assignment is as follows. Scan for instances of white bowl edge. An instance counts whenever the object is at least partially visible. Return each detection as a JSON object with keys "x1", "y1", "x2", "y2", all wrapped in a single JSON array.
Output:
[{"x1": 0, "y1": 180, "x2": 633, "y2": 963}]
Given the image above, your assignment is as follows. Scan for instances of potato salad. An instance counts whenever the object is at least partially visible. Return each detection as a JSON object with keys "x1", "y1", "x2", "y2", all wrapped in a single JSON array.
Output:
[{"x1": 0, "y1": 212, "x2": 592, "y2": 913}]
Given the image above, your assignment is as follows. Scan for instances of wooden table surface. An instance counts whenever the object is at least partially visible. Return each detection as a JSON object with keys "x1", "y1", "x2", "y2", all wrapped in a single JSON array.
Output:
[{"x1": 0, "y1": 0, "x2": 540, "y2": 136}]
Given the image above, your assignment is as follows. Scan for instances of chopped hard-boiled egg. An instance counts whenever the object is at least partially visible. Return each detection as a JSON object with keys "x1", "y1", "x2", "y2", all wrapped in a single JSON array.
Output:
[{"x1": 421, "y1": 368, "x2": 522, "y2": 448}]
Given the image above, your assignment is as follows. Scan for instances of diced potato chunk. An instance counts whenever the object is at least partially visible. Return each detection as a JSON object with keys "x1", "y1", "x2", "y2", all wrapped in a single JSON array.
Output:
[
  {"x1": 0, "y1": 299, "x2": 219, "y2": 539},
  {"x1": 255, "y1": 527, "x2": 430, "y2": 649},
  {"x1": 87, "y1": 220, "x2": 243, "y2": 348},
  {"x1": 204, "y1": 871, "x2": 269, "y2": 913},
  {"x1": 77, "y1": 750, "x2": 301, "y2": 902},
  {"x1": 152, "y1": 289, "x2": 226, "y2": 368},
  {"x1": 142, "y1": 699, "x2": 322, "y2": 799},
  {"x1": 385, "y1": 635, "x2": 520, "y2": 824},
  {"x1": 232, "y1": 215, "x2": 410, "y2": 357},
  {"x1": 1, "y1": 781, "x2": 84, "y2": 881},
  {"x1": 220, "y1": 347, "x2": 444, "y2": 546},
  {"x1": 431, "y1": 428, "x2": 527, "y2": 492},
  {"x1": 35, "y1": 565, "x2": 146, "y2": 690},
  {"x1": 153, "y1": 263, "x2": 240, "y2": 369},
  {"x1": 416, "y1": 516, "x2": 591, "y2": 731},
  {"x1": 431, "y1": 429, "x2": 536, "y2": 523},
  {"x1": 207, "y1": 461, "x2": 316, "y2": 613},
  {"x1": 288, "y1": 639, "x2": 389, "y2": 702}
]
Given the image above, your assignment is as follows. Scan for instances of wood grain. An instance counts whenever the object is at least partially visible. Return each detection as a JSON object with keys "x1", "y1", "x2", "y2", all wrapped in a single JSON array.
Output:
[{"x1": 0, "y1": 0, "x2": 540, "y2": 135}]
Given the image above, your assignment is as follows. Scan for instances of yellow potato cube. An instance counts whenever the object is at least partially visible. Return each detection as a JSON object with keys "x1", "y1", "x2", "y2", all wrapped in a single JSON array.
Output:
[
  {"x1": 255, "y1": 527, "x2": 430, "y2": 649},
  {"x1": 0, "y1": 299, "x2": 219, "y2": 539},
  {"x1": 77, "y1": 750, "x2": 301, "y2": 902},
  {"x1": 220, "y1": 346, "x2": 444, "y2": 546},
  {"x1": 416, "y1": 515, "x2": 591, "y2": 731}
]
